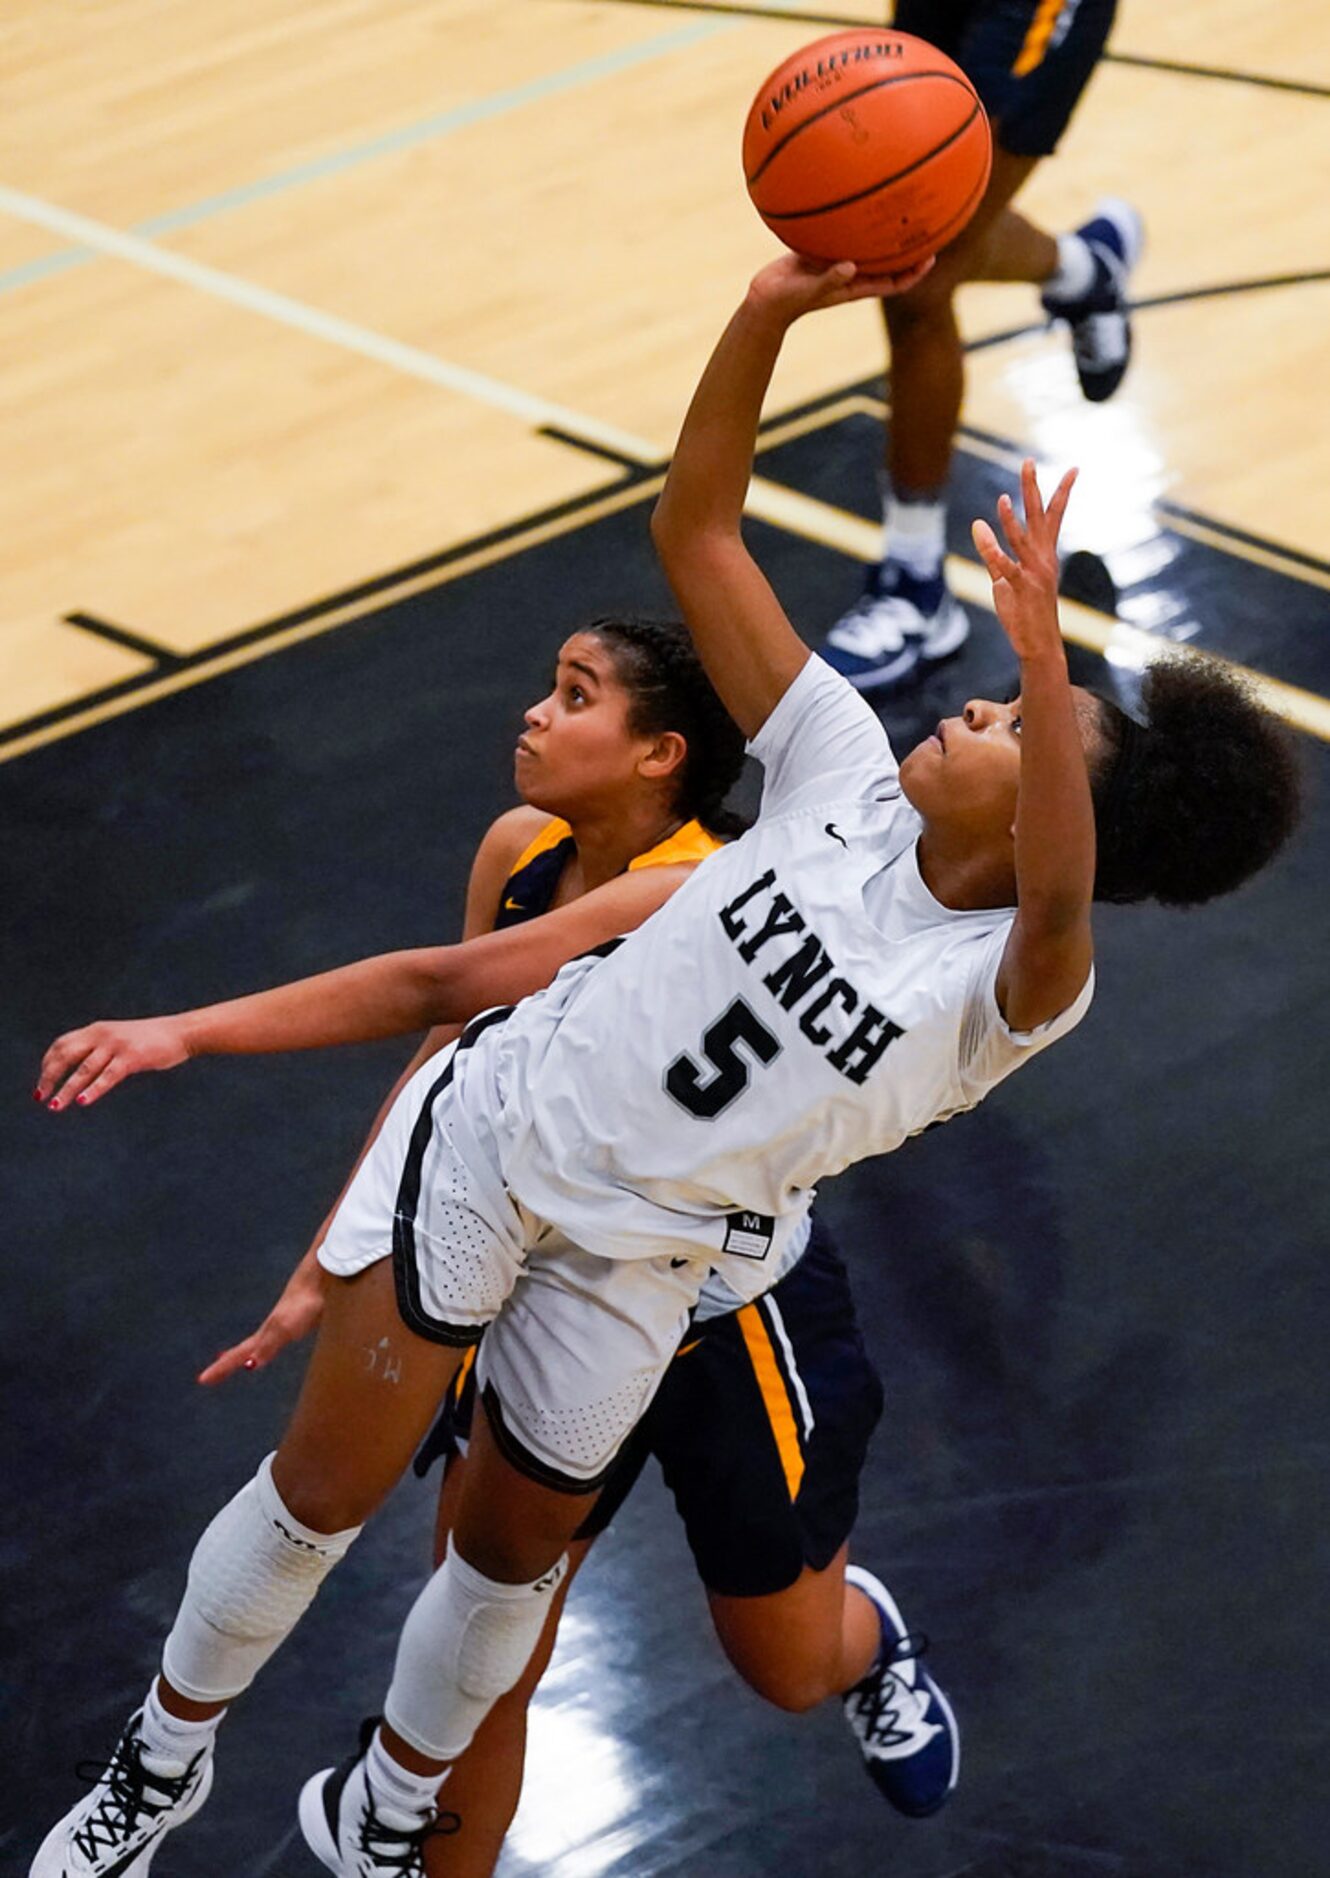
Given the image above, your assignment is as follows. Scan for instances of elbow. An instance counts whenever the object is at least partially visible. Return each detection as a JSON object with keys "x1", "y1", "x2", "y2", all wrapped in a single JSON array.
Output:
[{"x1": 418, "y1": 947, "x2": 463, "y2": 1027}]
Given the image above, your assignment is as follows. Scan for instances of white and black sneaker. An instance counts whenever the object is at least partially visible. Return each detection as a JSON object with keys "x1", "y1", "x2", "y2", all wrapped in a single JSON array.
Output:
[
  {"x1": 299, "y1": 1721, "x2": 459, "y2": 1877},
  {"x1": 1042, "y1": 199, "x2": 1145, "y2": 403},
  {"x1": 29, "y1": 1709, "x2": 214, "y2": 1876},
  {"x1": 841, "y1": 1566, "x2": 959, "y2": 1818},
  {"x1": 824, "y1": 562, "x2": 969, "y2": 694}
]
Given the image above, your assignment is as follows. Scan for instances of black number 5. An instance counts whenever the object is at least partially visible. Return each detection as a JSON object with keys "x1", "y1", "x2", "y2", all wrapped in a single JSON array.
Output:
[{"x1": 664, "y1": 997, "x2": 782, "y2": 1120}]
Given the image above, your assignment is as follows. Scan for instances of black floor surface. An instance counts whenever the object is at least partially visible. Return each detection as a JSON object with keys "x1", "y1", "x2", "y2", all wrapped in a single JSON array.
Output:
[{"x1": 4, "y1": 418, "x2": 1328, "y2": 1875}]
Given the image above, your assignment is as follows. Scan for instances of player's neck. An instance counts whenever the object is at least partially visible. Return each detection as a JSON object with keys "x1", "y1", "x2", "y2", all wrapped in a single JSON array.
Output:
[
  {"x1": 915, "y1": 826, "x2": 1016, "y2": 912},
  {"x1": 566, "y1": 799, "x2": 686, "y2": 891}
]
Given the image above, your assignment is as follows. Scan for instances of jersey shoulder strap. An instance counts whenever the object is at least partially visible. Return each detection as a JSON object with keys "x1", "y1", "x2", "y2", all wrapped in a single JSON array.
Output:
[
  {"x1": 626, "y1": 818, "x2": 725, "y2": 872},
  {"x1": 495, "y1": 819, "x2": 574, "y2": 927}
]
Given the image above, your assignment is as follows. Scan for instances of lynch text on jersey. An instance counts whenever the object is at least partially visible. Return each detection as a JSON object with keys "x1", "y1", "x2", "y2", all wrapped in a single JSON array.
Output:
[{"x1": 717, "y1": 870, "x2": 902, "y2": 1085}]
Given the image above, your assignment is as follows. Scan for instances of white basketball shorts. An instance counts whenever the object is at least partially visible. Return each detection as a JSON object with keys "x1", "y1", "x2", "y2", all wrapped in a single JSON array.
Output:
[{"x1": 319, "y1": 1017, "x2": 707, "y2": 1489}]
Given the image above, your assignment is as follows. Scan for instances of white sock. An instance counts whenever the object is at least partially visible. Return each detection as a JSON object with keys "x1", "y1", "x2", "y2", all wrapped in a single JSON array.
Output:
[
  {"x1": 883, "y1": 494, "x2": 945, "y2": 580},
  {"x1": 1043, "y1": 231, "x2": 1097, "y2": 305},
  {"x1": 139, "y1": 1677, "x2": 223, "y2": 1771},
  {"x1": 365, "y1": 1726, "x2": 446, "y2": 1827}
]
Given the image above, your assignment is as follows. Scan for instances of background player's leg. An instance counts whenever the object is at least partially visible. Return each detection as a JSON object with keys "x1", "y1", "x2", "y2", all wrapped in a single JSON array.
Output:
[
  {"x1": 708, "y1": 1546, "x2": 958, "y2": 1818},
  {"x1": 825, "y1": 150, "x2": 1039, "y2": 695}
]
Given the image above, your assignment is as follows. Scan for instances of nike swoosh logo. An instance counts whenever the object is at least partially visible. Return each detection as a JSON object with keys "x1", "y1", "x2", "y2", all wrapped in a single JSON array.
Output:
[
  {"x1": 503, "y1": 896, "x2": 523, "y2": 911},
  {"x1": 825, "y1": 823, "x2": 848, "y2": 848}
]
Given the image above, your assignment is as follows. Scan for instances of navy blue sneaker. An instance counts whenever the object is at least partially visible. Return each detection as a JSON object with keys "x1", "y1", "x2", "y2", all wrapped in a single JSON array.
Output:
[
  {"x1": 1042, "y1": 199, "x2": 1145, "y2": 403},
  {"x1": 824, "y1": 562, "x2": 969, "y2": 694},
  {"x1": 841, "y1": 1566, "x2": 959, "y2": 1818}
]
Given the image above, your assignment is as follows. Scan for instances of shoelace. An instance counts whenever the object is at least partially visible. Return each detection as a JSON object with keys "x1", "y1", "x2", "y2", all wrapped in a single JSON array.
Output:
[
  {"x1": 849, "y1": 1631, "x2": 940, "y2": 1753},
  {"x1": 71, "y1": 1735, "x2": 195, "y2": 1857},
  {"x1": 357, "y1": 1798, "x2": 460, "y2": 1874}
]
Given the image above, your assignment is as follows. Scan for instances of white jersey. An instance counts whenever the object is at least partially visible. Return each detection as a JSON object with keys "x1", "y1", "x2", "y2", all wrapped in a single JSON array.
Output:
[{"x1": 454, "y1": 657, "x2": 1092, "y2": 1299}]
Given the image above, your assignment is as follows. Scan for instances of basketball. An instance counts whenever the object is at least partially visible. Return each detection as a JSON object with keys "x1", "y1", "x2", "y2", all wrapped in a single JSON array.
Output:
[{"x1": 743, "y1": 29, "x2": 993, "y2": 272}]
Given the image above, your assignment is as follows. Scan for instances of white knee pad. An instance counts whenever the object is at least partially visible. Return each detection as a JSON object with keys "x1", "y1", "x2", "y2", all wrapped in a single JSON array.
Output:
[
  {"x1": 162, "y1": 1453, "x2": 361, "y2": 1703},
  {"x1": 384, "y1": 1534, "x2": 568, "y2": 1762}
]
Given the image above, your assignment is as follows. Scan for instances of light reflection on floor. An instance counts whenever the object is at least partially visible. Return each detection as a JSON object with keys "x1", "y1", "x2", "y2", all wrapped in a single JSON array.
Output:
[{"x1": 500, "y1": 1605, "x2": 656, "y2": 1877}]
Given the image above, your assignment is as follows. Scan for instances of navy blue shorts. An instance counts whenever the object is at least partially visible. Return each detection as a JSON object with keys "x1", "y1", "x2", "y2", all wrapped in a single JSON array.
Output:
[
  {"x1": 895, "y1": 0, "x2": 1117, "y2": 158},
  {"x1": 416, "y1": 1212, "x2": 885, "y2": 1598}
]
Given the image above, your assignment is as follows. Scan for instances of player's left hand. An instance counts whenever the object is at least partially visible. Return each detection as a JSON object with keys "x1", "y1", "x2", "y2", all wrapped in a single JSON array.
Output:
[
  {"x1": 746, "y1": 251, "x2": 935, "y2": 323},
  {"x1": 35, "y1": 1015, "x2": 191, "y2": 1110},
  {"x1": 972, "y1": 459, "x2": 1077, "y2": 661}
]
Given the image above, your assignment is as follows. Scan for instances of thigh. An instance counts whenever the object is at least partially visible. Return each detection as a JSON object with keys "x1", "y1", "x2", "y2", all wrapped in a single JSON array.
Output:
[
  {"x1": 707, "y1": 1543, "x2": 853, "y2": 1701},
  {"x1": 451, "y1": 1397, "x2": 602, "y2": 1582},
  {"x1": 476, "y1": 1237, "x2": 701, "y2": 1494},
  {"x1": 646, "y1": 1215, "x2": 885, "y2": 1600},
  {"x1": 273, "y1": 1256, "x2": 464, "y2": 1531}
]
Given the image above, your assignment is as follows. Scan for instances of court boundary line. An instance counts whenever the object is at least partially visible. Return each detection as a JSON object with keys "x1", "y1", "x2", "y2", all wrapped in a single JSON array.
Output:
[
  {"x1": 6, "y1": 397, "x2": 1329, "y2": 763},
  {"x1": 584, "y1": 0, "x2": 1330, "y2": 100}
]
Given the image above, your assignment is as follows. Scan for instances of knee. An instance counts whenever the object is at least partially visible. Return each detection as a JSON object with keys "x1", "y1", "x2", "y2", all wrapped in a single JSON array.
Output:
[
  {"x1": 271, "y1": 1456, "x2": 370, "y2": 1537},
  {"x1": 735, "y1": 1657, "x2": 838, "y2": 1715}
]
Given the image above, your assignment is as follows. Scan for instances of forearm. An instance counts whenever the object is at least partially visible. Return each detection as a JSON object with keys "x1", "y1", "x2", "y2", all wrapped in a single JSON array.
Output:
[
  {"x1": 653, "y1": 294, "x2": 788, "y2": 545},
  {"x1": 179, "y1": 948, "x2": 455, "y2": 1057},
  {"x1": 1013, "y1": 646, "x2": 1096, "y2": 925}
]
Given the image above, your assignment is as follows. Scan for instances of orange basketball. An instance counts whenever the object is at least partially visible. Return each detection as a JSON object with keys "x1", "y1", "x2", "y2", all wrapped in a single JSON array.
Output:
[{"x1": 743, "y1": 29, "x2": 993, "y2": 271}]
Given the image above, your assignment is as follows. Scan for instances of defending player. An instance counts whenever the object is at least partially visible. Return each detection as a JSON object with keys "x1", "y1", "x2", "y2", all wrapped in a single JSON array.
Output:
[
  {"x1": 32, "y1": 255, "x2": 1298, "y2": 1877},
  {"x1": 824, "y1": 0, "x2": 1143, "y2": 692}
]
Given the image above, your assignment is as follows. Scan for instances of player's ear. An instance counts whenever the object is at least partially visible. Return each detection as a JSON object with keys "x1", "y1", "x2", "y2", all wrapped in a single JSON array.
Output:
[{"x1": 639, "y1": 729, "x2": 687, "y2": 784}]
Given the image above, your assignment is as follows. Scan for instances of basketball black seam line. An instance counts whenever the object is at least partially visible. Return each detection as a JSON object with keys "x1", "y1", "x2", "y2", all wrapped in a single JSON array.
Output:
[
  {"x1": 759, "y1": 99, "x2": 983, "y2": 222},
  {"x1": 746, "y1": 71, "x2": 979, "y2": 190}
]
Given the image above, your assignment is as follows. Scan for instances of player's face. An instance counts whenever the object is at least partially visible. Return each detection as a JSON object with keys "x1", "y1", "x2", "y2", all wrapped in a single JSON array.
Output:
[
  {"x1": 899, "y1": 686, "x2": 1106, "y2": 827},
  {"x1": 514, "y1": 633, "x2": 655, "y2": 812}
]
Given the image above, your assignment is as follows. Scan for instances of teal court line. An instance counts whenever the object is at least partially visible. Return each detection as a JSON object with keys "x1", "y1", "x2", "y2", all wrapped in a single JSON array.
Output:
[{"x1": 0, "y1": 14, "x2": 731, "y2": 299}]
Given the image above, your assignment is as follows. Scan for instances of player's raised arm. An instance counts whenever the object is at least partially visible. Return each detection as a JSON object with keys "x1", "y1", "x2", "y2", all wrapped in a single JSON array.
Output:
[
  {"x1": 651, "y1": 255, "x2": 931, "y2": 739},
  {"x1": 973, "y1": 460, "x2": 1096, "y2": 1032},
  {"x1": 35, "y1": 863, "x2": 688, "y2": 1110}
]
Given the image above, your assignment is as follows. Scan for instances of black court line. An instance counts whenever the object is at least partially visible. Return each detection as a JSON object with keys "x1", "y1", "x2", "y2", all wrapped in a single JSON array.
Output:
[
  {"x1": 63, "y1": 612, "x2": 185, "y2": 671},
  {"x1": 536, "y1": 425, "x2": 664, "y2": 473},
  {"x1": 0, "y1": 471, "x2": 630, "y2": 753},
  {"x1": 10, "y1": 379, "x2": 1330, "y2": 759},
  {"x1": 585, "y1": 0, "x2": 1330, "y2": 101},
  {"x1": 964, "y1": 271, "x2": 1330, "y2": 359}
]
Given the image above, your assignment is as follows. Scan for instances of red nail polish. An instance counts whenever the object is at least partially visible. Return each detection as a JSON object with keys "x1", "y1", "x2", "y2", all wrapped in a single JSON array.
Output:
[
  {"x1": 33, "y1": 1088, "x2": 44, "y2": 1102},
  {"x1": 243, "y1": 1357, "x2": 257, "y2": 1371},
  {"x1": 48, "y1": 1099, "x2": 61, "y2": 1112},
  {"x1": 75, "y1": 1094, "x2": 88, "y2": 1107}
]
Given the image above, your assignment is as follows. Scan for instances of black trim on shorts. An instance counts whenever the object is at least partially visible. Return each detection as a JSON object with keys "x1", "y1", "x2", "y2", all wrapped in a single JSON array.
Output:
[
  {"x1": 389, "y1": 1005, "x2": 515, "y2": 1348},
  {"x1": 480, "y1": 1381, "x2": 619, "y2": 1497}
]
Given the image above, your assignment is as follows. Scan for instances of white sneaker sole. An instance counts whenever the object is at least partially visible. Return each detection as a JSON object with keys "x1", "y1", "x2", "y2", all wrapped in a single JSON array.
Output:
[
  {"x1": 297, "y1": 1767, "x2": 343, "y2": 1874},
  {"x1": 30, "y1": 1755, "x2": 214, "y2": 1878}
]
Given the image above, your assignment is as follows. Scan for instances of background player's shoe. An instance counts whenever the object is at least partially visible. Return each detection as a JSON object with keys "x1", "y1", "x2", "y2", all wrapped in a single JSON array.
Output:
[
  {"x1": 1042, "y1": 199, "x2": 1145, "y2": 403},
  {"x1": 299, "y1": 1723, "x2": 459, "y2": 1877},
  {"x1": 824, "y1": 564, "x2": 969, "y2": 693},
  {"x1": 841, "y1": 1565, "x2": 959, "y2": 1819},
  {"x1": 29, "y1": 1709, "x2": 214, "y2": 1876}
]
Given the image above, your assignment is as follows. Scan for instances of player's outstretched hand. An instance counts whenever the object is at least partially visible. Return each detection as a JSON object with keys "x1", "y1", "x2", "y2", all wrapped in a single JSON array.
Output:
[
  {"x1": 746, "y1": 251, "x2": 935, "y2": 324},
  {"x1": 196, "y1": 1250, "x2": 326, "y2": 1387},
  {"x1": 971, "y1": 459, "x2": 1077, "y2": 661},
  {"x1": 36, "y1": 1015, "x2": 191, "y2": 1110}
]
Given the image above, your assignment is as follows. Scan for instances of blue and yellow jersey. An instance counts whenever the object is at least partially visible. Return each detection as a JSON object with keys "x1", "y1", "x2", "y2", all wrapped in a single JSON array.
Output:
[{"x1": 493, "y1": 817, "x2": 724, "y2": 930}]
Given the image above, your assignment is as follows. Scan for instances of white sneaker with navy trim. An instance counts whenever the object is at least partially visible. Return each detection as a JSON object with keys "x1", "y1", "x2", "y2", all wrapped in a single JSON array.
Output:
[
  {"x1": 1042, "y1": 199, "x2": 1145, "y2": 403},
  {"x1": 841, "y1": 1565, "x2": 960, "y2": 1818},
  {"x1": 29, "y1": 1709, "x2": 214, "y2": 1876},
  {"x1": 824, "y1": 563, "x2": 969, "y2": 694}
]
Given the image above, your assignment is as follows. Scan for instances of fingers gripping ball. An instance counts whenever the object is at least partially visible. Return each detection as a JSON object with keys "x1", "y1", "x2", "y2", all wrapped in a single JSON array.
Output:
[{"x1": 743, "y1": 30, "x2": 993, "y2": 271}]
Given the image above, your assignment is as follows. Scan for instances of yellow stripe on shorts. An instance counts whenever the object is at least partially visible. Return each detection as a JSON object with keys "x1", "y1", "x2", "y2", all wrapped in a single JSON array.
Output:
[
  {"x1": 737, "y1": 1303, "x2": 805, "y2": 1501},
  {"x1": 453, "y1": 1344, "x2": 477, "y2": 1400},
  {"x1": 1012, "y1": 0, "x2": 1064, "y2": 77}
]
